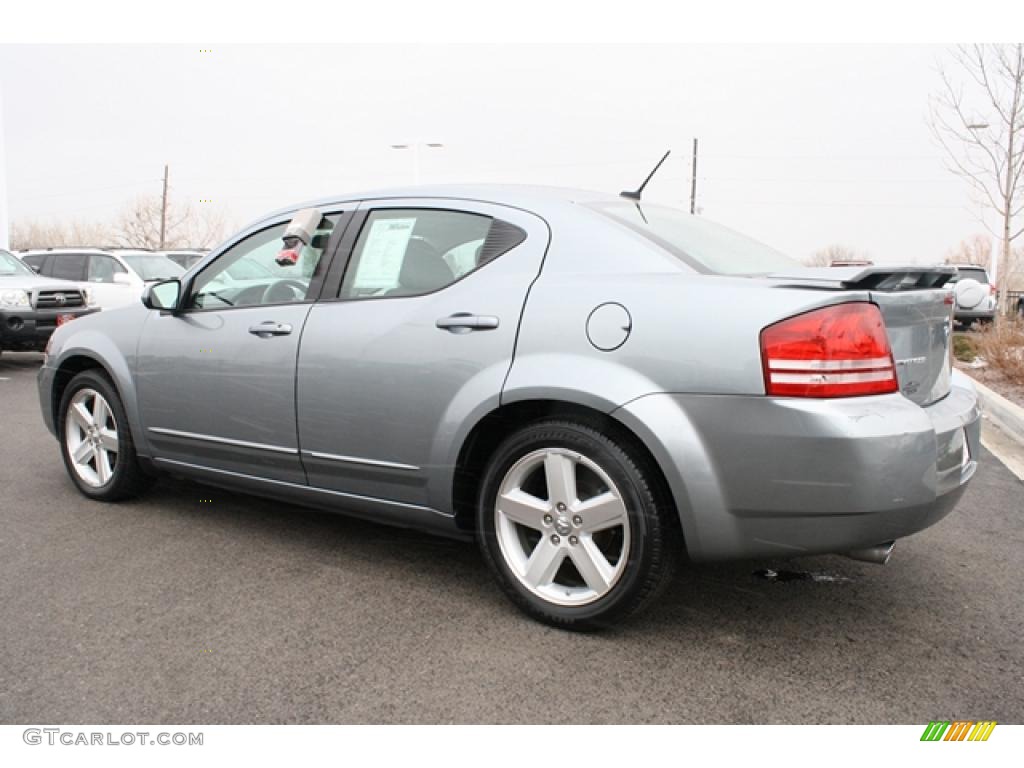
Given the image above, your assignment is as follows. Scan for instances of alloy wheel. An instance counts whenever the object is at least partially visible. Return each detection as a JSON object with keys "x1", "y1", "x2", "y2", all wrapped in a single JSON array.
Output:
[
  {"x1": 64, "y1": 388, "x2": 119, "y2": 488},
  {"x1": 494, "y1": 448, "x2": 631, "y2": 606}
]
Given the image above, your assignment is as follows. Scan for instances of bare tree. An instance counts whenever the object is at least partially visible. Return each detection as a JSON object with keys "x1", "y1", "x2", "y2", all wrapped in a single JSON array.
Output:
[
  {"x1": 945, "y1": 233, "x2": 993, "y2": 269},
  {"x1": 9, "y1": 218, "x2": 114, "y2": 250},
  {"x1": 805, "y1": 244, "x2": 868, "y2": 267},
  {"x1": 930, "y1": 44, "x2": 1024, "y2": 314},
  {"x1": 115, "y1": 195, "x2": 228, "y2": 250}
]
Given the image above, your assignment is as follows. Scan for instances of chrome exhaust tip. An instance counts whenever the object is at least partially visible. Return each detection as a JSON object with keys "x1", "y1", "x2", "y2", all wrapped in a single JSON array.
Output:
[{"x1": 844, "y1": 541, "x2": 895, "y2": 565}]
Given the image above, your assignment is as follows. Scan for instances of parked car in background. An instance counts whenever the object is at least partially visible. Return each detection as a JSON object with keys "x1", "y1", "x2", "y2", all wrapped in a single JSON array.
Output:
[
  {"x1": 0, "y1": 249, "x2": 95, "y2": 355},
  {"x1": 948, "y1": 264, "x2": 997, "y2": 327},
  {"x1": 19, "y1": 248, "x2": 185, "y2": 310},
  {"x1": 37, "y1": 185, "x2": 980, "y2": 629},
  {"x1": 162, "y1": 249, "x2": 209, "y2": 271},
  {"x1": 829, "y1": 259, "x2": 874, "y2": 267}
]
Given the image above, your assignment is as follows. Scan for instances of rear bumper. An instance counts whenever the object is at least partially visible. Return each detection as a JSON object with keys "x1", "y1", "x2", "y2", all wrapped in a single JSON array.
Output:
[
  {"x1": 0, "y1": 307, "x2": 97, "y2": 351},
  {"x1": 954, "y1": 307, "x2": 995, "y2": 321},
  {"x1": 614, "y1": 370, "x2": 981, "y2": 562}
]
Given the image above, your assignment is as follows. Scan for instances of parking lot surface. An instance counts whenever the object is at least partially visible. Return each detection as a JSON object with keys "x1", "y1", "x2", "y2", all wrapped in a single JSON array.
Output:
[{"x1": 2, "y1": 351, "x2": 1022, "y2": 724}]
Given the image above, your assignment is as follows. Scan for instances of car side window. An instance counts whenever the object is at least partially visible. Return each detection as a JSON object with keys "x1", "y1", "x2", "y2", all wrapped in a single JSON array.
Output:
[
  {"x1": 87, "y1": 254, "x2": 127, "y2": 284},
  {"x1": 21, "y1": 253, "x2": 46, "y2": 272},
  {"x1": 50, "y1": 253, "x2": 88, "y2": 281},
  {"x1": 190, "y1": 215, "x2": 339, "y2": 310},
  {"x1": 340, "y1": 209, "x2": 510, "y2": 299}
]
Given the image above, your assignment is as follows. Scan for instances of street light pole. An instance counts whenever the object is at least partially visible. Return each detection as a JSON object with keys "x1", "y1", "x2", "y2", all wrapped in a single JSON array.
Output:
[
  {"x1": 690, "y1": 138, "x2": 699, "y2": 215},
  {"x1": 390, "y1": 142, "x2": 445, "y2": 184},
  {"x1": 0, "y1": 82, "x2": 9, "y2": 250},
  {"x1": 159, "y1": 164, "x2": 169, "y2": 250},
  {"x1": 965, "y1": 123, "x2": 1004, "y2": 299}
]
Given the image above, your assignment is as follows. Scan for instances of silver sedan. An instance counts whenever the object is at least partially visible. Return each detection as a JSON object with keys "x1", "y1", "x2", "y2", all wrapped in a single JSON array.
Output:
[{"x1": 37, "y1": 185, "x2": 981, "y2": 629}]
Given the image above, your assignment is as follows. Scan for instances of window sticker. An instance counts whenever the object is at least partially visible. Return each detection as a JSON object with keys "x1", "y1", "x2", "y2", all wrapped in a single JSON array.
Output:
[{"x1": 354, "y1": 217, "x2": 417, "y2": 289}]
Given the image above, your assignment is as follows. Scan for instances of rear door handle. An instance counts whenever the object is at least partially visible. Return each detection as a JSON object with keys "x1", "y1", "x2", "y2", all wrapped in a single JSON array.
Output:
[
  {"x1": 248, "y1": 321, "x2": 293, "y2": 337},
  {"x1": 435, "y1": 313, "x2": 500, "y2": 333}
]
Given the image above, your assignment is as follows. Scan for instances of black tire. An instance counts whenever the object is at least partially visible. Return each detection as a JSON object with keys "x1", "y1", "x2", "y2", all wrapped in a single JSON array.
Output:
[
  {"x1": 57, "y1": 369, "x2": 152, "y2": 501},
  {"x1": 476, "y1": 419, "x2": 680, "y2": 631}
]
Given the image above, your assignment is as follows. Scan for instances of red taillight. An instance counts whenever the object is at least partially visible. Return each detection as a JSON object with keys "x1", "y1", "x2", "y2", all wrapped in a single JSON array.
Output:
[
  {"x1": 760, "y1": 302, "x2": 898, "y2": 398},
  {"x1": 990, "y1": 283, "x2": 998, "y2": 296}
]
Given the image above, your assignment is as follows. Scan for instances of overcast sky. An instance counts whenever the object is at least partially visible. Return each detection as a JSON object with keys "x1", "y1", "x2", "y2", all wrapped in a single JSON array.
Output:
[{"x1": 0, "y1": 44, "x2": 994, "y2": 263}]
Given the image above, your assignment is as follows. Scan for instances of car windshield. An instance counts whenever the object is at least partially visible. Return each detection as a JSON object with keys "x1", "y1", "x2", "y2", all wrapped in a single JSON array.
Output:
[
  {"x1": 590, "y1": 201, "x2": 799, "y2": 275},
  {"x1": 0, "y1": 250, "x2": 34, "y2": 277},
  {"x1": 120, "y1": 253, "x2": 186, "y2": 281}
]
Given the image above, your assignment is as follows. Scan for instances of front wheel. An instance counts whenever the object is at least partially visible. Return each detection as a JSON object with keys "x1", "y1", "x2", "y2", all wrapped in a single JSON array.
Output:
[
  {"x1": 58, "y1": 370, "x2": 151, "y2": 501},
  {"x1": 476, "y1": 420, "x2": 680, "y2": 630}
]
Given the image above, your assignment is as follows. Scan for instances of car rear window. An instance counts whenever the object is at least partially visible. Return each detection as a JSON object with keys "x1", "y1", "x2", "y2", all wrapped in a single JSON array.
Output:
[
  {"x1": 956, "y1": 267, "x2": 989, "y2": 284},
  {"x1": 589, "y1": 201, "x2": 799, "y2": 275}
]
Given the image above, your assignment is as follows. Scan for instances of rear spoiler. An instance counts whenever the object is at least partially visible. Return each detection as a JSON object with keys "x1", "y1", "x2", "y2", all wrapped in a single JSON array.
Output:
[{"x1": 765, "y1": 265, "x2": 956, "y2": 292}]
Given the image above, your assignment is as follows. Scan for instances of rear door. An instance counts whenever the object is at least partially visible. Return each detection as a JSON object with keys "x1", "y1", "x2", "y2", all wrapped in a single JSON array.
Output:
[{"x1": 296, "y1": 199, "x2": 548, "y2": 510}]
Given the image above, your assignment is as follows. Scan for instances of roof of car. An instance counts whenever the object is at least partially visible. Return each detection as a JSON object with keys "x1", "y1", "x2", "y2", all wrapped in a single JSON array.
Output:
[
  {"x1": 19, "y1": 247, "x2": 113, "y2": 254},
  {"x1": 256, "y1": 184, "x2": 623, "y2": 222},
  {"x1": 18, "y1": 247, "x2": 166, "y2": 257}
]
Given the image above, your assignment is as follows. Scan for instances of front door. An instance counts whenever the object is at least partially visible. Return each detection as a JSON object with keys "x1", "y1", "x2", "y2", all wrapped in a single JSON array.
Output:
[
  {"x1": 296, "y1": 199, "x2": 549, "y2": 512},
  {"x1": 136, "y1": 211, "x2": 345, "y2": 484}
]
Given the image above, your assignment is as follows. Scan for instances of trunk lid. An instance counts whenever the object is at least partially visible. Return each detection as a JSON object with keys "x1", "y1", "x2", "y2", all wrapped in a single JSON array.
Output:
[{"x1": 766, "y1": 266, "x2": 956, "y2": 406}]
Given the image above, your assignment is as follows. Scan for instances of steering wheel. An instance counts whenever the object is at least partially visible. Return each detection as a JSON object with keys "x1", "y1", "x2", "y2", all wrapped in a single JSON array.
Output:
[{"x1": 261, "y1": 279, "x2": 308, "y2": 305}]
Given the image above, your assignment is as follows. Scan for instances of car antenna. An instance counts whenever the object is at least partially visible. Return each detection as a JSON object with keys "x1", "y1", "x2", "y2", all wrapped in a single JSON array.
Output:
[{"x1": 620, "y1": 150, "x2": 671, "y2": 200}]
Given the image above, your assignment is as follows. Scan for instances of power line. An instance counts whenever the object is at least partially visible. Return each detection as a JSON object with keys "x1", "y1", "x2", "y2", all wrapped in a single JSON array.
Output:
[{"x1": 13, "y1": 179, "x2": 158, "y2": 202}]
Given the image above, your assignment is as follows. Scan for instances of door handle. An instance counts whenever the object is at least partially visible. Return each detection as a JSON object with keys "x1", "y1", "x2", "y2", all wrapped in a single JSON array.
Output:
[
  {"x1": 248, "y1": 321, "x2": 293, "y2": 337},
  {"x1": 435, "y1": 313, "x2": 500, "y2": 333}
]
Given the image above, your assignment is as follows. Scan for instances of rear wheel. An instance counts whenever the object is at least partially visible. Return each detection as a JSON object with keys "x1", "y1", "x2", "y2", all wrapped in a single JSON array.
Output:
[
  {"x1": 476, "y1": 420, "x2": 679, "y2": 630},
  {"x1": 58, "y1": 370, "x2": 151, "y2": 501}
]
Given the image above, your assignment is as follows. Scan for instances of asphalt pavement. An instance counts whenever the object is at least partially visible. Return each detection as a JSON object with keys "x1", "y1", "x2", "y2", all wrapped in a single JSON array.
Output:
[{"x1": 1, "y1": 351, "x2": 1022, "y2": 724}]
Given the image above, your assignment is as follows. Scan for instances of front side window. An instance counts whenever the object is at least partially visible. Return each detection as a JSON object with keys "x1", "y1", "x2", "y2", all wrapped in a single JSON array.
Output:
[
  {"x1": 50, "y1": 253, "x2": 88, "y2": 281},
  {"x1": 190, "y1": 215, "x2": 338, "y2": 310},
  {"x1": 19, "y1": 253, "x2": 46, "y2": 273},
  {"x1": 340, "y1": 209, "x2": 495, "y2": 299}
]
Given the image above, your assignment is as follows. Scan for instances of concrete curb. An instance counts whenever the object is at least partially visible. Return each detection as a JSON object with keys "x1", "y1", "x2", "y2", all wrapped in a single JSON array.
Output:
[{"x1": 961, "y1": 371, "x2": 1024, "y2": 444}]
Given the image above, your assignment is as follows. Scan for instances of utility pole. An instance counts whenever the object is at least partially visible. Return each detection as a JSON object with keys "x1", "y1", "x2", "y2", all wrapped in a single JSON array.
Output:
[
  {"x1": 0, "y1": 83, "x2": 9, "y2": 250},
  {"x1": 159, "y1": 164, "x2": 169, "y2": 249},
  {"x1": 689, "y1": 138, "x2": 699, "y2": 215}
]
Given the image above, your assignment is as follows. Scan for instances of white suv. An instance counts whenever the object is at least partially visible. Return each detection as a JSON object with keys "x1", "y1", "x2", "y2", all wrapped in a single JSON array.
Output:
[
  {"x1": 949, "y1": 264, "x2": 997, "y2": 327},
  {"x1": 19, "y1": 248, "x2": 186, "y2": 310}
]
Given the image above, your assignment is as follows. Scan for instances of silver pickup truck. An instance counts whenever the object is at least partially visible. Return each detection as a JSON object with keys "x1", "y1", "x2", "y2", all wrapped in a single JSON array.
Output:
[{"x1": 0, "y1": 249, "x2": 95, "y2": 355}]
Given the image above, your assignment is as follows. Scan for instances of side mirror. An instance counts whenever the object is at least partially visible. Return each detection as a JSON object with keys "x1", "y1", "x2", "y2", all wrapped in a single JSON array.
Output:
[
  {"x1": 142, "y1": 279, "x2": 182, "y2": 312},
  {"x1": 112, "y1": 272, "x2": 132, "y2": 286}
]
